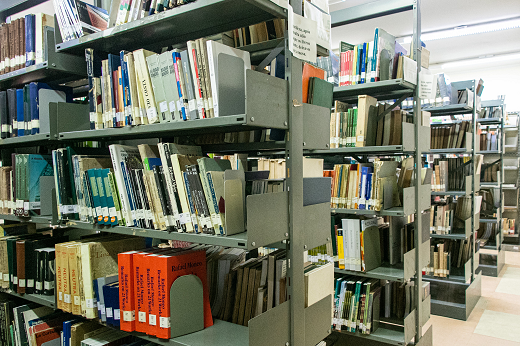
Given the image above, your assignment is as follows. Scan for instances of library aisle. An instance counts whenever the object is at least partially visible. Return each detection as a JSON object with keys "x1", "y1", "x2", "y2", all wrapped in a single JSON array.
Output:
[{"x1": 429, "y1": 252, "x2": 520, "y2": 346}]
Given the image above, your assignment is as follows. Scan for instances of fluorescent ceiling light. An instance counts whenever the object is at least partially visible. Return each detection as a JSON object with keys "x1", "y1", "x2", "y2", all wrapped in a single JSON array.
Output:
[
  {"x1": 431, "y1": 52, "x2": 520, "y2": 69},
  {"x1": 400, "y1": 17, "x2": 520, "y2": 44}
]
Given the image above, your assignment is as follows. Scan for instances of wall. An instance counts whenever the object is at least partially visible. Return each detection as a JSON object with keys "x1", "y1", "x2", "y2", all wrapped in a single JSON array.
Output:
[{"x1": 430, "y1": 59, "x2": 520, "y2": 112}]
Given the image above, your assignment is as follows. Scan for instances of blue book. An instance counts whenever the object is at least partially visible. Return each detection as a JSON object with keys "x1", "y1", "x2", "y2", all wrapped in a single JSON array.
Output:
[
  {"x1": 358, "y1": 166, "x2": 373, "y2": 210},
  {"x1": 371, "y1": 29, "x2": 379, "y2": 82},
  {"x1": 25, "y1": 14, "x2": 36, "y2": 67},
  {"x1": 360, "y1": 42, "x2": 367, "y2": 84},
  {"x1": 23, "y1": 85, "x2": 30, "y2": 135},
  {"x1": 29, "y1": 82, "x2": 52, "y2": 135},
  {"x1": 172, "y1": 51, "x2": 187, "y2": 121},
  {"x1": 120, "y1": 51, "x2": 132, "y2": 126},
  {"x1": 93, "y1": 278, "x2": 101, "y2": 318},
  {"x1": 62, "y1": 319, "x2": 80, "y2": 346},
  {"x1": 111, "y1": 283, "x2": 121, "y2": 327},
  {"x1": 356, "y1": 44, "x2": 363, "y2": 84},
  {"x1": 16, "y1": 89, "x2": 24, "y2": 136},
  {"x1": 107, "y1": 54, "x2": 120, "y2": 127},
  {"x1": 103, "y1": 283, "x2": 114, "y2": 326},
  {"x1": 366, "y1": 172, "x2": 373, "y2": 210}
]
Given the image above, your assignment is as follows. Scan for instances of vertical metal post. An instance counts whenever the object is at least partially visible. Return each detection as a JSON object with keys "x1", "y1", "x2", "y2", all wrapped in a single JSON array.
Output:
[
  {"x1": 412, "y1": 0, "x2": 422, "y2": 341},
  {"x1": 471, "y1": 80, "x2": 477, "y2": 280},
  {"x1": 286, "y1": 1, "x2": 305, "y2": 345},
  {"x1": 500, "y1": 115, "x2": 504, "y2": 251}
]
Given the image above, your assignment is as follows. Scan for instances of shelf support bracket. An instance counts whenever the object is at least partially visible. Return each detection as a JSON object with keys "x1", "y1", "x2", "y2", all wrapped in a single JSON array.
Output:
[{"x1": 255, "y1": 38, "x2": 286, "y2": 72}]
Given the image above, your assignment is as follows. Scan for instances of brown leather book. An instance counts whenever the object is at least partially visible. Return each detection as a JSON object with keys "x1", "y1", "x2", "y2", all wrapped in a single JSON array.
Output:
[
  {"x1": 19, "y1": 17, "x2": 25, "y2": 70},
  {"x1": 0, "y1": 25, "x2": 4, "y2": 75},
  {"x1": 9, "y1": 21, "x2": 15, "y2": 73},
  {"x1": 16, "y1": 239, "x2": 26, "y2": 294}
]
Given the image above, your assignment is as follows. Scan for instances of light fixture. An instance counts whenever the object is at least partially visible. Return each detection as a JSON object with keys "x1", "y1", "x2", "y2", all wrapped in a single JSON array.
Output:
[
  {"x1": 429, "y1": 52, "x2": 520, "y2": 70},
  {"x1": 399, "y1": 17, "x2": 520, "y2": 44}
]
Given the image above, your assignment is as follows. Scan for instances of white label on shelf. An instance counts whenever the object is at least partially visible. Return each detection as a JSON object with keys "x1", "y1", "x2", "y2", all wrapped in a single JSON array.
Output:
[
  {"x1": 288, "y1": 5, "x2": 317, "y2": 63},
  {"x1": 1, "y1": 124, "x2": 8, "y2": 132},
  {"x1": 123, "y1": 310, "x2": 135, "y2": 322},
  {"x1": 36, "y1": 282, "x2": 42, "y2": 290},
  {"x1": 64, "y1": 294, "x2": 71, "y2": 304},
  {"x1": 419, "y1": 70, "x2": 435, "y2": 99},
  {"x1": 188, "y1": 99, "x2": 196, "y2": 113},
  {"x1": 16, "y1": 200, "x2": 23, "y2": 209},
  {"x1": 179, "y1": 212, "x2": 191, "y2": 225},
  {"x1": 74, "y1": 296, "x2": 80, "y2": 306},
  {"x1": 58, "y1": 292, "x2": 63, "y2": 301},
  {"x1": 147, "y1": 107, "x2": 158, "y2": 123},
  {"x1": 29, "y1": 202, "x2": 40, "y2": 210},
  {"x1": 159, "y1": 316, "x2": 170, "y2": 328},
  {"x1": 139, "y1": 311, "x2": 147, "y2": 322},
  {"x1": 149, "y1": 314, "x2": 157, "y2": 326},
  {"x1": 85, "y1": 298, "x2": 95, "y2": 308},
  {"x1": 44, "y1": 281, "x2": 54, "y2": 290},
  {"x1": 328, "y1": 76, "x2": 334, "y2": 83},
  {"x1": 18, "y1": 121, "x2": 23, "y2": 130},
  {"x1": 18, "y1": 279, "x2": 25, "y2": 288},
  {"x1": 106, "y1": 307, "x2": 113, "y2": 318},
  {"x1": 3, "y1": 274, "x2": 8, "y2": 282},
  {"x1": 211, "y1": 213, "x2": 222, "y2": 226},
  {"x1": 27, "y1": 279, "x2": 34, "y2": 288},
  {"x1": 100, "y1": 304, "x2": 106, "y2": 315},
  {"x1": 159, "y1": 101, "x2": 168, "y2": 114},
  {"x1": 114, "y1": 309, "x2": 120, "y2": 320}
]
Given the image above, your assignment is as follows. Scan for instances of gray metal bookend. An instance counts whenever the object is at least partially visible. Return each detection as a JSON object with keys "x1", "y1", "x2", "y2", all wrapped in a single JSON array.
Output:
[
  {"x1": 169, "y1": 274, "x2": 204, "y2": 338},
  {"x1": 223, "y1": 169, "x2": 245, "y2": 236}
]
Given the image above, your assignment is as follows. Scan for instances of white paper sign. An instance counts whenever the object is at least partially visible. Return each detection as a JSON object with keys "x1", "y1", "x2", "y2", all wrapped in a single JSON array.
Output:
[
  {"x1": 288, "y1": 6, "x2": 318, "y2": 63},
  {"x1": 419, "y1": 70, "x2": 435, "y2": 99},
  {"x1": 304, "y1": 1, "x2": 331, "y2": 50}
]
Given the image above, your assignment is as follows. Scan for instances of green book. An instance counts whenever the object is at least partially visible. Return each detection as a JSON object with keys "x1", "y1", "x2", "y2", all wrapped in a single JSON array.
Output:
[
  {"x1": 340, "y1": 41, "x2": 355, "y2": 52},
  {"x1": 107, "y1": 171, "x2": 124, "y2": 226},
  {"x1": 308, "y1": 77, "x2": 333, "y2": 109},
  {"x1": 352, "y1": 109, "x2": 358, "y2": 147}
]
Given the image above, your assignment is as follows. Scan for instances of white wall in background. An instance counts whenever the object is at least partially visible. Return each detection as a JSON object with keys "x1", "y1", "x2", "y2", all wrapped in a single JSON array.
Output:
[{"x1": 430, "y1": 59, "x2": 520, "y2": 112}]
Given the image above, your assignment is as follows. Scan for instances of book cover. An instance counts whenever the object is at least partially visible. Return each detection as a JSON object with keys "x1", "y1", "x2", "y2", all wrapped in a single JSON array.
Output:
[{"x1": 119, "y1": 250, "x2": 139, "y2": 332}]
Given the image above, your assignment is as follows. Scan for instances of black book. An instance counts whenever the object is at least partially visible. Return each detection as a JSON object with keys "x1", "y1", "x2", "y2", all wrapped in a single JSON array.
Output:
[
  {"x1": 153, "y1": 165, "x2": 170, "y2": 230},
  {"x1": 25, "y1": 235, "x2": 67, "y2": 294},
  {"x1": 135, "y1": 169, "x2": 153, "y2": 229},
  {"x1": 186, "y1": 164, "x2": 212, "y2": 234},
  {"x1": 7, "y1": 88, "x2": 16, "y2": 137},
  {"x1": 158, "y1": 165, "x2": 175, "y2": 230},
  {"x1": 127, "y1": 167, "x2": 145, "y2": 228},
  {"x1": 42, "y1": 247, "x2": 56, "y2": 296},
  {"x1": 35, "y1": 248, "x2": 44, "y2": 294},
  {"x1": 0, "y1": 91, "x2": 7, "y2": 139},
  {"x1": 23, "y1": 85, "x2": 30, "y2": 136}
]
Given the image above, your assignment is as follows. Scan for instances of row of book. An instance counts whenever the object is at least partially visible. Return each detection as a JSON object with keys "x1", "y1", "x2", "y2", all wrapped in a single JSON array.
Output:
[
  {"x1": 231, "y1": 20, "x2": 285, "y2": 48},
  {"x1": 503, "y1": 218, "x2": 515, "y2": 235},
  {"x1": 0, "y1": 85, "x2": 73, "y2": 138},
  {"x1": 0, "y1": 13, "x2": 54, "y2": 74},
  {"x1": 430, "y1": 121, "x2": 471, "y2": 149},
  {"x1": 338, "y1": 28, "x2": 411, "y2": 86},
  {"x1": 328, "y1": 158, "x2": 420, "y2": 212},
  {"x1": 86, "y1": 39, "x2": 250, "y2": 129},
  {"x1": 332, "y1": 276, "x2": 429, "y2": 334},
  {"x1": 479, "y1": 130, "x2": 499, "y2": 151},
  {"x1": 0, "y1": 297, "x2": 160, "y2": 346},
  {"x1": 430, "y1": 158, "x2": 472, "y2": 192},
  {"x1": 423, "y1": 239, "x2": 473, "y2": 278},
  {"x1": 329, "y1": 95, "x2": 418, "y2": 149},
  {"x1": 429, "y1": 199, "x2": 472, "y2": 235},
  {"x1": 54, "y1": 0, "x2": 108, "y2": 42}
]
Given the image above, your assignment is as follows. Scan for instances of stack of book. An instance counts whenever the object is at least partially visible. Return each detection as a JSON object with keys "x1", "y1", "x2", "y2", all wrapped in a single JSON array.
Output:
[
  {"x1": 423, "y1": 239, "x2": 472, "y2": 278},
  {"x1": 479, "y1": 128, "x2": 498, "y2": 151},
  {"x1": 329, "y1": 95, "x2": 412, "y2": 149},
  {"x1": 0, "y1": 153, "x2": 54, "y2": 217},
  {"x1": 0, "y1": 226, "x2": 66, "y2": 296},
  {"x1": 337, "y1": 28, "x2": 415, "y2": 86},
  {"x1": 86, "y1": 39, "x2": 250, "y2": 130},
  {"x1": 430, "y1": 157, "x2": 471, "y2": 192},
  {"x1": 54, "y1": 0, "x2": 108, "y2": 42},
  {"x1": 0, "y1": 13, "x2": 54, "y2": 74},
  {"x1": 232, "y1": 20, "x2": 285, "y2": 47},
  {"x1": 0, "y1": 84, "x2": 73, "y2": 138},
  {"x1": 430, "y1": 121, "x2": 470, "y2": 149}
]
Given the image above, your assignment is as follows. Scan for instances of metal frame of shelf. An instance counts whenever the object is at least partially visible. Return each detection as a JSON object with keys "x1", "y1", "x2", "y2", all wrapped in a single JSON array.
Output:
[
  {"x1": 327, "y1": 1, "x2": 431, "y2": 345},
  {"x1": 477, "y1": 100, "x2": 505, "y2": 275},
  {"x1": 0, "y1": 1, "x2": 337, "y2": 345},
  {"x1": 421, "y1": 79, "x2": 482, "y2": 321}
]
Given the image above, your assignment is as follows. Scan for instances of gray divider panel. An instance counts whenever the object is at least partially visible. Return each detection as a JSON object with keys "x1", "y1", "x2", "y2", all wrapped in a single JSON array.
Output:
[
  {"x1": 46, "y1": 102, "x2": 90, "y2": 139},
  {"x1": 303, "y1": 103, "x2": 330, "y2": 150},
  {"x1": 304, "y1": 295, "x2": 333, "y2": 346},
  {"x1": 39, "y1": 176, "x2": 55, "y2": 216},
  {"x1": 303, "y1": 177, "x2": 331, "y2": 206},
  {"x1": 169, "y1": 275, "x2": 204, "y2": 338},
  {"x1": 303, "y1": 203, "x2": 331, "y2": 251},
  {"x1": 247, "y1": 192, "x2": 289, "y2": 248},
  {"x1": 245, "y1": 69, "x2": 288, "y2": 129}
]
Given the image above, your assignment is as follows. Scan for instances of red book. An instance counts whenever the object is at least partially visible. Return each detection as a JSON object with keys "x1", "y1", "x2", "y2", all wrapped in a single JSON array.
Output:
[
  {"x1": 119, "y1": 250, "x2": 140, "y2": 332},
  {"x1": 144, "y1": 253, "x2": 161, "y2": 336},
  {"x1": 133, "y1": 248, "x2": 170, "y2": 334},
  {"x1": 302, "y1": 63, "x2": 325, "y2": 104},
  {"x1": 155, "y1": 249, "x2": 213, "y2": 339},
  {"x1": 34, "y1": 327, "x2": 61, "y2": 346}
]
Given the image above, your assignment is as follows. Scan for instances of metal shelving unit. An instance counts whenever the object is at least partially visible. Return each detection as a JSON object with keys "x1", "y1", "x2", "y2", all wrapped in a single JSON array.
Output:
[
  {"x1": 325, "y1": 1, "x2": 432, "y2": 345},
  {"x1": 0, "y1": 1, "x2": 337, "y2": 346},
  {"x1": 421, "y1": 79, "x2": 482, "y2": 321},
  {"x1": 476, "y1": 101, "x2": 506, "y2": 275}
]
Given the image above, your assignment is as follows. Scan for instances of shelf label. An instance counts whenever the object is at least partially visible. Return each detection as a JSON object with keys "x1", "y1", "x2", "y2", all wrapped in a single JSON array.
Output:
[
  {"x1": 288, "y1": 6, "x2": 317, "y2": 63},
  {"x1": 419, "y1": 70, "x2": 435, "y2": 99}
]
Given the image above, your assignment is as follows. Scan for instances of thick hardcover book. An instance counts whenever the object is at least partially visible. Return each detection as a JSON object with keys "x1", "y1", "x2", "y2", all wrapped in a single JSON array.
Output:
[
  {"x1": 16, "y1": 89, "x2": 24, "y2": 137},
  {"x1": 0, "y1": 91, "x2": 7, "y2": 138},
  {"x1": 158, "y1": 51, "x2": 179, "y2": 122},
  {"x1": 186, "y1": 41, "x2": 206, "y2": 118},
  {"x1": 25, "y1": 14, "x2": 35, "y2": 67},
  {"x1": 23, "y1": 85, "x2": 30, "y2": 135},
  {"x1": 145, "y1": 53, "x2": 168, "y2": 123},
  {"x1": 29, "y1": 82, "x2": 49, "y2": 135},
  {"x1": 42, "y1": 248, "x2": 56, "y2": 295},
  {"x1": 172, "y1": 50, "x2": 188, "y2": 121},
  {"x1": 118, "y1": 250, "x2": 139, "y2": 332},
  {"x1": 16, "y1": 240, "x2": 26, "y2": 293},
  {"x1": 180, "y1": 50, "x2": 198, "y2": 120},
  {"x1": 7, "y1": 89, "x2": 17, "y2": 137},
  {"x1": 133, "y1": 49, "x2": 158, "y2": 124},
  {"x1": 86, "y1": 48, "x2": 102, "y2": 129}
]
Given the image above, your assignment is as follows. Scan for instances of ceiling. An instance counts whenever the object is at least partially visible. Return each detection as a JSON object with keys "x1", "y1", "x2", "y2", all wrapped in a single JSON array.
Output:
[{"x1": 329, "y1": 0, "x2": 520, "y2": 64}]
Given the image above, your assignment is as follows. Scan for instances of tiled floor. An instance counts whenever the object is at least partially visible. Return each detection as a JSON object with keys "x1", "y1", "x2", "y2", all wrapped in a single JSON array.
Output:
[{"x1": 431, "y1": 251, "x2": 520, "y2": 345}]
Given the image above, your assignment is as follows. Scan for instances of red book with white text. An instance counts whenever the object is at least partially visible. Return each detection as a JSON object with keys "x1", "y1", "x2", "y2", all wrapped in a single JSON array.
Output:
[{"x1": 119, "y1": 250, "x2": 140, "y2": 332}]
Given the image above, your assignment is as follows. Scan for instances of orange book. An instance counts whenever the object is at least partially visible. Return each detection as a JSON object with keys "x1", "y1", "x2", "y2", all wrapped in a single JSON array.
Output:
[
  {"x1": 155, "y1": 249, "x2": 213, "y2": 339},
  {"x1": 119, "y1": 250, "x2": 140, "y2": 332},
  {"x1": 302, "y1": 63, "x2": 325, "y2": 104},
  {"x1": 144, "y1": 253, "x2": 162, "y2": 336},
  {"x1": 34, "y1": 327, "x2": 61, "y2": 346},
  {"x1": 68, "y1": 244, "x2": 81, "y2": 315}
]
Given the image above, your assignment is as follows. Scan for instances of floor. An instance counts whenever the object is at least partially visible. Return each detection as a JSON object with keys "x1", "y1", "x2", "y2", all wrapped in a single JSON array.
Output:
[{"x1": 431, "y1": 251, "x2": 520, "y2": 346}]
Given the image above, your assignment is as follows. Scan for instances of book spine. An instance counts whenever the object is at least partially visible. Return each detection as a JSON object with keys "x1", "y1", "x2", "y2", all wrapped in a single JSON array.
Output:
[
  {"x1": 157, "y1": 143, "x2": 181, "y2": 231},
  {"x1": 187, "y1": 41, "x2": 206, "y2": 118},
  {"x1": 183, "y1": 171, "x2": 200, "y2": 233},
  {"x1": 146, "y1": 54, "x2": 168, "y2": 123},
  {"x1": 172, "y1": 51, "x2": 187, "y2": 121},
  {"x1": 109, "y1": 145, "x2": 134, "y2": 226},
  {"x1": 199, "y1": 38, "x2": 214, "y2": 117},
  {"x1": 134, "y1": 49, "x2": 158, "y2": 123},
  {"x1": 119, "y1": 252, "x2": 136, "y2": 332},
  {"x1": 153, "y1": 166, "x2": 171, "y2": 230},
  {"x1": 108, "y1": 171, "x2": 124, "y2": 225},
  {"x1": 206, "y1": 41, "x2": 218, "y2": 117},
  {"x1": 25, "y1": 15, "x2": 35, "y2": 67}
]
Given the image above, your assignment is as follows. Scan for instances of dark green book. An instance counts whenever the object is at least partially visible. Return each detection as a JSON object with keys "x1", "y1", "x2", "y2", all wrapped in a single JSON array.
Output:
[{"x1": 308, "y1": 77, "x2": 333, "y2": 109}]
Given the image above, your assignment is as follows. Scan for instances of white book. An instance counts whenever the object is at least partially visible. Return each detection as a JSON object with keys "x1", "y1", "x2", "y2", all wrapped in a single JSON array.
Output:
[
  {"x1": 186, "y1": 41, "x2": 205, "y2": 118},
  {"x1": 124, "y1": 52, "x2": 141, "y2": 125},
  {"x1": 145, "y1": 53, "x2": 169, "y2": 123},
  {"x1": 156, "y1": 143, "x2": 180, "y2": 229},
  {"x1": 133, "y1": 49, "x2": 158, "y2": 124},
  {"x1": 341, "y1": 219, "x2": 350, "y2": 270},
  {"x1": 35, "y1": 13, "x2": 54, "y2": 65},
  {"x1": 205, "y1": 40, "x2": 251, "y2": 117},
  {"x1": 108, "y1": 144, "x2": 139, "y2": 226},
  {"x1": 158, "y1": 51, "x2": 180, "y2": 122},
  {"x1": 353, "y1": 219, "x2": 362, "y2": 271}
]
